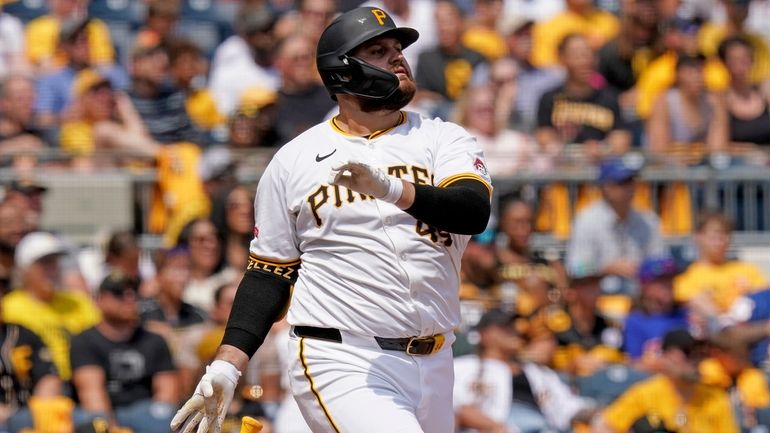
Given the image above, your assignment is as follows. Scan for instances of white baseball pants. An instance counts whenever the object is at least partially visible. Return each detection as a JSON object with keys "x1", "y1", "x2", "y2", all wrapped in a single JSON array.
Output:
[{"x1": 287, "y1": 330, "x2": 455, "y2": 433}]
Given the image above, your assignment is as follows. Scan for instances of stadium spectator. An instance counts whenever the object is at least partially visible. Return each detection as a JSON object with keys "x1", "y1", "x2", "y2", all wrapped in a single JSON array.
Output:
[
  {"x1": 167, "y1": 38, "x2": 224, "y2": 135},
  {"x1": 228, "y1": 87, "x2": 279, "y2": 148},
  {"x1": 0, "y1": 200, "x2": 26, "y2": 295},
  {"x1": 493, "y1": 195, "x2": 568, "y2": 302},
  {"x1": 530, "y1": 0, "x2": 620, "y2": 68},
  {"x1": 699, "y1": 0, "x2": 770, "y2": 84},
  {"x1": 70, "y1": 272, "x2": 178, "y2": 433},
  {"x1": 176, "y1": 218, "x2": 233, "y2": 312},
  {"x1": 498, "y1": 14, "x2": 564, "y2": 132},
  {"x1": 128, "y1": 44, "x2": 205, "y2": 146},
  {"x1": 134, "y1": 0, "x2": 181, "y2": 51},
  {"x1": 706, "y1": 330, "x2": 770, "y2": 433},
  {"x1": 454, "y1": 309, "x2": 593, "y2": 433},
  {"x1": 633, "y1": 18, "x2": 729, "y2": 120},
  {"x1": 646, "y1": 54, "x2": 729, "y2": 159},
  {"x1": 623, "y1": 256, "x2": 688, "y2": 366},
  {"x1": 596, "y1": 0, "x2": 659, "y2": 144},
  {"x1": 2, "y1": 232, "x2": 101, "y2": 381},
  {"x1": 24, "y1": 0, "x2": 114, "y2": 73},
  {"x1": 0, "y1": 301, "x2": 62, "y2": 433},
  {"x1": 536, "y1": 34, "x2": 631, "y2": 163},
  {"x1": 719, "y1": 36, "x2": 770, "y2": 149},
  {"x1": 103, "y1": 230, "x2": 142, "y2": 288},
  {"x1": 0, "y1": 3, "x2": 26, "y2": 79},
  {"x1": 461, "y1": 0, "x2": 507, "y2": 61},
  {"x1": 596, "y1": 0, "x2": 659, "y2": 95},
  {"x1": 211, "y1": 184, "x2": 254, "y2": 272},
  {"x1": 175, "y1": 282, "x2": 235, "y2": 393},
  {"x1": 363, "y1": 0, "x2": 437, "y2": 72},
  {"x1": 209, "y1": 4, "x2": 279, "y2": 116},
  {"x1": 453, "y1": 83, "x2": 534, "y2": 178},
  {"x1": 675, "y1": 211, "x2": 767, "y2": 326},
  {"x1": 549, "y1": 269, "x2": 625, "y2": 376},
  {"x1": 58, "y1": 69, "x2": 158, "y2": 162},
  {"x1": 34, "y1": 17, "x2": 129, "y2": 130},
  {"x1": 273, "y1": 34, "x2": 335, "y2": 145},
  {"x1": 0, "y1": 74, "x2": 44, "y2": 157},
  {"x1": 414, "y1": 0, "x2": 487, "y2": 119},
  {"x1": 593, "y1": 329, "x2": 739, "y2": 433},
  {"x1": 2, "y1": 179, "x2": 46, "y2": 234},
  {"x1": 566, "y1": 158, "x2": 665, "y2": 285},
  {"x1": 140, "y1": 246, "x2": 206, "y2": 368},
  {"x1": 274, "y1": 0, "x2": 338, "y2": 43}
]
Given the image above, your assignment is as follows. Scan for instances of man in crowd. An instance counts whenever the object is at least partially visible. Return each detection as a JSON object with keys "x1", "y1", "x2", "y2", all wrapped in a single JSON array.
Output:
[
  {"x1": 70, "y1": 272, "x2": 178, "y2": 433},
  {"x1": 594, "y1": 329, "x2": 739, "y2": 433}
]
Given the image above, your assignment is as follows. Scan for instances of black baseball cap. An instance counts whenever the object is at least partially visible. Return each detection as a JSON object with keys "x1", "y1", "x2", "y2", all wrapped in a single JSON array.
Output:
[
  {"x1": 99, "y1": 271, "x2": 139, "y2": 296},
  {"x1": 474, "y1": 309, "x2": 515, "y2": 330},
  {"x1": 661, "y1": 329, "x2": 697, "y2": 356},
  {"x1": 9, "y1": 179, "x2": 48, "y2": 195}
]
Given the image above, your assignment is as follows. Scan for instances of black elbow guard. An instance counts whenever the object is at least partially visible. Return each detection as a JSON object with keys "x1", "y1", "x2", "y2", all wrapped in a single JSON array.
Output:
[
  {"x1": 406, "y1": 179, "x2": 491, "y2": 235},
  {"x1": 221, "y1": 269, "x2": 293, "y2": 358}
]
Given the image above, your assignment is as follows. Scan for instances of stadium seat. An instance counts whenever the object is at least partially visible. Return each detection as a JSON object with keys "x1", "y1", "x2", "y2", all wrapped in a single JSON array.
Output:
[
  {"x1": 576, "y1": 364, "x2": 650, "y2": 406},
  {"x1": 175, "y1": 0, "x2": 231, "y2": 57},
  {"x1": 3, "y1": 0, "x2": 47, "y2": 22}
]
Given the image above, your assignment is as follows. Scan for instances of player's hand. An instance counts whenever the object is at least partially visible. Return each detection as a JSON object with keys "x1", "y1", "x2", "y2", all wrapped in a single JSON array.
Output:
[
  {"x1": 170, "y1": 360, "x2": 241, "y2": 433},
  {"x1": 328, "y1": 160, "x2": 403, "y2": 203}
]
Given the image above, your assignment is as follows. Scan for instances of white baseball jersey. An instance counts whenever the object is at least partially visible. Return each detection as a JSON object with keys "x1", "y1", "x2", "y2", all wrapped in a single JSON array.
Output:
[{"x1": 249, "y1": 110, "x2": 492, "y2": 338}]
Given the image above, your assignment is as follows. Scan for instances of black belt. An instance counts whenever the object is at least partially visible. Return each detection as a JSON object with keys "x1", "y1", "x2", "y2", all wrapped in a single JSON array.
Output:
[{"x1": 293, "y1": 326, "x2": 445, "y2": 356}]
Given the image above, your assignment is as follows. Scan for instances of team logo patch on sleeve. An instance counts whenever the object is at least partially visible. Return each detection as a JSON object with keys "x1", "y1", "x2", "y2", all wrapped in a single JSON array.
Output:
[{"x1": 473, "y1": 157, "x2": 488, "y2": 176}]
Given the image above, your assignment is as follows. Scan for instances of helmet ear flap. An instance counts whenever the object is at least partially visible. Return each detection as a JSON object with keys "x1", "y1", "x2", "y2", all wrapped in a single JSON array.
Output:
[{"x1": 340, "y1": 56, "x2": 399, "y2": 100}]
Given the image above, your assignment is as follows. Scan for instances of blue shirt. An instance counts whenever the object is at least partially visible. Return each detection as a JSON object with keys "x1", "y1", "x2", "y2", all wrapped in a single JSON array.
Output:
[
  {"x1": 35, "y1": 65, "x2": 129, "y2": 115},
  {"x1": 623, "y1": 307, "x2": 688, "y2": 359},
  {"x1": 726, "y1": 288, "x2": 770, "y2": 367}
]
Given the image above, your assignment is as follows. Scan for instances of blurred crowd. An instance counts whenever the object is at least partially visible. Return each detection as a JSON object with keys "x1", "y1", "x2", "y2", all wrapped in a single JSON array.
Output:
[{"x1": 1, "y1": 0, "x2": 770, "y2": 432}]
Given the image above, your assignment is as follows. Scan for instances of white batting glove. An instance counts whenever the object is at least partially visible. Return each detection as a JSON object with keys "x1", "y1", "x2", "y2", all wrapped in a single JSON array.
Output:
[
  {"x1": 328, "y1": 161, "x2": 403, "y2": 203},
  {"x1": 170, "y1": 360, "x2": 241, "y2": 433}
]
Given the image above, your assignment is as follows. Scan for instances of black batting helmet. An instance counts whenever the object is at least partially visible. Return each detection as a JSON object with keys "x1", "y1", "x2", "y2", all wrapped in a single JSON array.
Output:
[{"x1": 316, "y1": 7, "x2": 419, "y2": 100}]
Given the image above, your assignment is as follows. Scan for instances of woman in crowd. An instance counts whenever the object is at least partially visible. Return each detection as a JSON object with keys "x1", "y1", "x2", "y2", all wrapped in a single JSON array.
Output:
[
  {"x1": 646, "y1": 54, "x2": 728, "y2": 159},
  {"x1": 719, "y1": 36, "x2": 770, "y2": 151}
]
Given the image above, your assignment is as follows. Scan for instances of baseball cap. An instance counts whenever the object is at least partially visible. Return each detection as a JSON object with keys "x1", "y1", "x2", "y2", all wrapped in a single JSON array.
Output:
[
  {"x1": 9, "y1": 178, "x2": 48, "y2": 195},
  {"x1": 567, "y1": 260, "x2": 604, "y2": 285},
  {"x1": 638, "y1": 256, "x2": 680, "y2": 284},
  {"x1": 15, "y1": 232, "x2": 66, "y2": 271},
  {"x1": 597, "y1": 158, "x2": 639, "y2": 183},
  {"x1": 661, "y1": 329, "x2": 697, "y2": 356},
  {"x1": 237, "y1": 87, "x2": 278, "y2": 117},
  {"x1": 72, "y1": 69, "x2": 110, "y2": 98},
  {"x1": 498, "y1": 13, "x2": 534, "y2": 36},
  {"x1": 98, "y1": 271, "x2": 139, "y2": 297},
  {"x1": 474, "y1": 309, "x2": 514, "y2": 330}
]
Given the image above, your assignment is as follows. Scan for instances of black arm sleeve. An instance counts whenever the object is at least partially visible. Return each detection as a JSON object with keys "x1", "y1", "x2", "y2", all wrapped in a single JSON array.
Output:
[
  {"x1": 221, "y1": 270, "x2": 292, "y2": 358},
  {"x1": 404, "y1": 178, "x2": 491, "y2": 235}
]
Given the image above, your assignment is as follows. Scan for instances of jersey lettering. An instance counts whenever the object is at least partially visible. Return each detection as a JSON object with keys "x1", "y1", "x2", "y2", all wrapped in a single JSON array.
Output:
[
  {"x1": 308, "y1": 163, "x2": 430, "y2": 227},
  {"x1": 247, "y1": 255, "x2": 301, "y2": 283},
  {"x1": 415, "y1": 221, "x2": 453, "y2": 246}
]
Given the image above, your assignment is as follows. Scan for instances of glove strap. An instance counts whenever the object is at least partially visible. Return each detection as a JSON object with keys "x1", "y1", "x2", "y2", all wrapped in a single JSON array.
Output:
[
  {"x1": 380, "y1": 176, "x2": 404, "y2": 204},
  {"x1": 208, "y1": 360, "x2": 242, "y2": 386}
]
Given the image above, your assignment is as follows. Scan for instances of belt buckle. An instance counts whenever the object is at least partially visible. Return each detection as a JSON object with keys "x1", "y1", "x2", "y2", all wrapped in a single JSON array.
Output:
[{"x1": 406, "y1": 334, "x2": 445, "y2": 356}]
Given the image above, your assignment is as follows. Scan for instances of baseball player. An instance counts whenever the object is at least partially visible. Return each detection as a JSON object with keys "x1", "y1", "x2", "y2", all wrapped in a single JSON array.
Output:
[{"x1": 171, "y1": 7, "x2": 492, "y2": 433}]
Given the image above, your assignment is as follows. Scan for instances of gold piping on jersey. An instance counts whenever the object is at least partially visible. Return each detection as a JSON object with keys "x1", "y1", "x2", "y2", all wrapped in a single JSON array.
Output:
[
  {"x1": 329, "y1": 111, "x2": 407, "y2": 140},
  {"x1": 436, "y1": 173, "x2": 493, "y2": 197},
  {"x1": 247, "y1": 254, "x2": 301, "y2": 282},
  {"x1": 299, "y1": 337, "x2": 343, "y2": 433}
]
